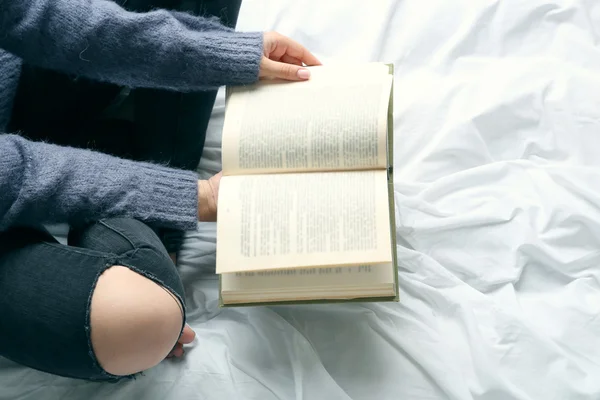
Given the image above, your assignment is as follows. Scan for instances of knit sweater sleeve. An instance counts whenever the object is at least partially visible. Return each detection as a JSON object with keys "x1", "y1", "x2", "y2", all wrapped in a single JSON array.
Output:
[
  {"x1": 0, "y1": 0, "x2": 263, "y2": 91},
  {"x1": 0, "y1": 134, "x2": 199, "y2": 232}
]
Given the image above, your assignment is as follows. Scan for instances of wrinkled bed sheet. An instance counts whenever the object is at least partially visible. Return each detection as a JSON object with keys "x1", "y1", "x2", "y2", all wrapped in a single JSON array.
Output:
[{"x1": 3, "y1": 0, "x2": 600, "y2": 398}]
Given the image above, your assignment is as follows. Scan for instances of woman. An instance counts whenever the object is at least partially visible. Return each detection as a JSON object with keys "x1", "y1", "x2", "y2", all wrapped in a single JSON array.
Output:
[{"x1": 0, "y1": 0, "x2": 320, "y2": 381}]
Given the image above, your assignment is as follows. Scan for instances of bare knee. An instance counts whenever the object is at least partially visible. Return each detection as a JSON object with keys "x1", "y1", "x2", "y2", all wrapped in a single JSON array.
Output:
[{"x1": 89, "y1": 266, "x2": 183, "y2": 376}]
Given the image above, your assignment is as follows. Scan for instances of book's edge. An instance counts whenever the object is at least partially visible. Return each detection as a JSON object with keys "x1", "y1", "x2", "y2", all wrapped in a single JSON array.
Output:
[
  {"x1": 218, "y1": 85, "x2": 239, "y2": 306},
  {"x1": 218, "y1": 86, "x2": 232, "y2": 307},
  {"x1": 221, "y1": 86, "x2": 235, "y2": 177},
  {"x1": 221, "y1": 295, "x2": 398, "y2": 308},
  {"x1": 385, "y1": 63, "x2": 399, "y2": 303},
  {"x1": 219, "y1": 275, "x2": 224, "y2": 307}
]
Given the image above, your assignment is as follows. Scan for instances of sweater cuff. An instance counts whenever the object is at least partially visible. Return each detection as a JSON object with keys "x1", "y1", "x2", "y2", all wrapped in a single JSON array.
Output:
[
  {"x1": 187, "y1": 31, "x2": 264, "y2": 87},
  {"x1": 136, "y1": 164, "x2": 199, "y2": 231}
]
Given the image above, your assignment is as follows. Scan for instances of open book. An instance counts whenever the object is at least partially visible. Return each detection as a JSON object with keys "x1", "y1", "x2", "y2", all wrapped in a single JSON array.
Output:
[{"x1": 216, "y1": 63, "x2": 398, "y2": 306}]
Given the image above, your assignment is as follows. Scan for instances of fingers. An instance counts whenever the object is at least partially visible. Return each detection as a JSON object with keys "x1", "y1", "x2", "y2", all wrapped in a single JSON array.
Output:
[
  {"x1": 167, "y1": 325, "x2": 195, "y2": 359},
  {"x1": 179, "y1": 324, "x2": 196, "y2": 344},
  {"x1": 209, "y1": 171, "x2": 223, "y2": 187},
  {"x1": 198, "y1": 179, "x2": 218, "y2": 222},
  {"x1": 281, "y1": 54, "x2": 303, "y2": 66},
  {"x1": 275, "y1": 34, "x2": 321, "y2": 66},
  {"x1": 261, "y1": 32, "x2": 321, "y2": 81},
  {"x1": 167, "y1": 343, "x2": 184, "y2": 358},
  {"x1": 267, "y1": 45, "x2": 311, "y2": 66},
  {"x1": 260, "y1": 58, "x2": 311, "y2": 81},
  {"x1": 207, "y1": 172, "x2": 221, "y2": 211}
]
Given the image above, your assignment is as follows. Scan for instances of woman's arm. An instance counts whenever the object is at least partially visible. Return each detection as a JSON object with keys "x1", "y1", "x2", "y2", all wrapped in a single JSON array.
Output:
[
  {"x1": 0, "y1": 0, "x2": 263, "y2": 91},
  {"x1": 0, "y1": 134, "x2": 205, "y2": 231}
]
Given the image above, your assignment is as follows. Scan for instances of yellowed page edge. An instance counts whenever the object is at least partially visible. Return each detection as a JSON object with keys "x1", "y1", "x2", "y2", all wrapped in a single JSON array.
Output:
[
  {"x1": 221, "y1": 262, "x2": 394, "y2": 292},
  {"x1": 221, "y1": 286, "x2": 396, "y2": 304}
]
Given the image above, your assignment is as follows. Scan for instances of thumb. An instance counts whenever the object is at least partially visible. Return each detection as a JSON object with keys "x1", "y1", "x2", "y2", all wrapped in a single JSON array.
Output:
[{"x1": 261, "y1": 58, "x2": 311, "y2": 81}]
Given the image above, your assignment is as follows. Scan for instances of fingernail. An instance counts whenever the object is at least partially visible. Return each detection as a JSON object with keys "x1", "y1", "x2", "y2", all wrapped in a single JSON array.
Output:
[{"x1": 297, "y1": 68, "x2": 310, "y2": 79}]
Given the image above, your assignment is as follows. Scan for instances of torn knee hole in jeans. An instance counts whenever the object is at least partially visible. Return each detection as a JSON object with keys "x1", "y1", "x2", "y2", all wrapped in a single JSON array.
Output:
[{"x1": 85, "y1": 261, "x2": 186, "y2": 378}]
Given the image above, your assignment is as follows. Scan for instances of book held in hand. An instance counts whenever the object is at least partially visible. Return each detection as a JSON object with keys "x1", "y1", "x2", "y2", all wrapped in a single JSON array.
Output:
[{"x1": 216, "y1": 62, "x2": 398, "y2": 306}]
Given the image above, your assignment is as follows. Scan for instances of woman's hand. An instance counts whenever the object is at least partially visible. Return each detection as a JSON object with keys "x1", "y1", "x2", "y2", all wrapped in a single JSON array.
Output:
[
  {"x1": 259, "y1": 31, "x2": 321, "y2": 81},
  {"x1": 198, "y1": 172, "x2": 222, "y2": 222}
]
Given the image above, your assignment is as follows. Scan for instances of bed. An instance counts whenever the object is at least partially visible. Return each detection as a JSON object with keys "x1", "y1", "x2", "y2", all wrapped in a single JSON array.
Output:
[{"x1": 3, "y1": 0, "x2": 600, "y2": 398}]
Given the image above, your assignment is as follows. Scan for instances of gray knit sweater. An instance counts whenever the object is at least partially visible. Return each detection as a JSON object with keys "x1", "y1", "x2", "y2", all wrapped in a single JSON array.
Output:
[{"x1": 0, "y1": 0, "x2": 263, "y2": 232}]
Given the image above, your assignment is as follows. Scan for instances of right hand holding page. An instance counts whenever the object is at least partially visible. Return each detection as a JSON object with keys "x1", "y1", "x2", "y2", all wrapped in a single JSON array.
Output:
[{"x1": 259, "y1": 32, "x2": 322, "y2": 81}]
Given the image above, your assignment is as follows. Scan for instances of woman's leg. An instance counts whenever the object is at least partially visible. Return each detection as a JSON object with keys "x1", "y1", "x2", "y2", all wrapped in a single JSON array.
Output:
[
  {"x1": 9, "y1": 0, "x2": 243, "y2": 255},
  {"x1": 8, "y1": 65, "x2": 135, "y2": 159},
  {"x1": 0, "y1": 218, "x2": 187, "y2": 380},
  {"x1": 10, "y1": 0, "x2": 243, "y2": 165},
  {"x1": 131, "y1": 0, "x2": 244, "y2": 169},
  {"x1": 129, "y1": 0, "x2": 243, "y2": 254}
]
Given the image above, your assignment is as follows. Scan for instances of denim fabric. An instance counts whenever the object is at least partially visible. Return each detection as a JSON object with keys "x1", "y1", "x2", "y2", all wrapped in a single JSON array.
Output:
[
  {"x1": 0, "y1": 218, "x2": 185, "y2": 381},
  {"x1": 0, "y1": 0, "x2": 244, "y2": 380}
]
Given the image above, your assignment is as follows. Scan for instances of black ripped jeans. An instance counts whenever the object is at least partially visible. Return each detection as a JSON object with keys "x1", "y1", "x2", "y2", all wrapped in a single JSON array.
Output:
[
  {"x1": 0, "y1": 218, "x2": 185, "y2": 381},
  {"x1": 0, "y1": 0, "x2": 242, "y2": 381}
]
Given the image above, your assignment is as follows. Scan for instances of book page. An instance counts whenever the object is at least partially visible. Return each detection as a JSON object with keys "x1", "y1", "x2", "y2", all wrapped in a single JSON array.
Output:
[
  {"x1": 221, "y1": 263, "x2": 394, "y2": 293},
  {"x1": 222, "y1": 64, "x2": 392, "y2": 176},
  {"x1": 216, "y1": 170, "x2": 392, "y2": 273}
]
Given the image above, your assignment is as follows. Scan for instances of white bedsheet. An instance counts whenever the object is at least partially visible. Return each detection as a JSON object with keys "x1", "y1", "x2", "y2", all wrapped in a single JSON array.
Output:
[{"x1": 3, "y1": 0, "x2": 600, "y2": 398}]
